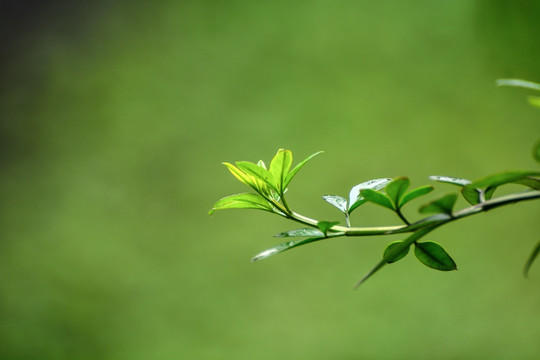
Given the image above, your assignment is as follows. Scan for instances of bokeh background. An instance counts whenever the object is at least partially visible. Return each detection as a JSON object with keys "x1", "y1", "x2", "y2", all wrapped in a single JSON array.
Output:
[{"x1": 1, "y1": 1, "x2": 540, "y2": 359}]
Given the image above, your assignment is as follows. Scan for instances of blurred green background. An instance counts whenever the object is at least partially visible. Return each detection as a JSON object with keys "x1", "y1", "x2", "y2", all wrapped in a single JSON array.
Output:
[{"x1": 1, "y1": 1, "x2": 540, "y2": 359}]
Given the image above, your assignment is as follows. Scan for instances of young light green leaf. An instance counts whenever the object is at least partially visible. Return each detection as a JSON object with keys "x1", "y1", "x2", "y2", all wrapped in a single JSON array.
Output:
[
  {"x1": 496, "y1": 79, "x2": 540, "y2": 91},
  {"x1": 524, "y1": 239, "x2": 540, "y2": 278},
  {"x1": 355, "y1": 226, "x2": 436, "y2": 288},
  {"x1": 399, "y1": 185, "x2": 434, "y2": 208},
  {"x1": 236, "y1": 161, "x2": 279, "y2": 193},
  {"x1": 348, "y1": 178, "x2": 392, "y2": 212},
  {"x1": 317, "y1": 221, "x2": 340, "y2": 236},
  {"x1": 419, "y1": 193, "x2": 458, "y2": 215},
  {"x1": 429, "y1": 175, "x2": 471, "y2": 187},
  {"x1": 533, "y1": 140, "x2": 540, "y2": 164},
  {"x1": 384, "y1": 241, "x2": 410, "y2": 264},
  {"x1": 274, "y1": 228, "x2": 324, "y2": 237},
  {"x1": 223, "y1": 162, "x2": 259, "y2": 190},
  {"x1": 359, "y1": 189, "x2": 394, "y2": 210},
  {"x1": 269, "y1": 149, "x2": 293, "y2": 193},
  {"x1": 283, "y1": 151, "x2": 323, "y2": 189},
  {"x1": 414, "y1": 241, "x2": 457, "y2": 271},
  {"x1": 322, "y1": 195, "x2": 348, "y2": 213},
  {"x1": 209, "y1": 193, "x2": 273, "y2": 215},
  {"x1": 386, "y1": 177, "x2": 410, "y2": 209}
]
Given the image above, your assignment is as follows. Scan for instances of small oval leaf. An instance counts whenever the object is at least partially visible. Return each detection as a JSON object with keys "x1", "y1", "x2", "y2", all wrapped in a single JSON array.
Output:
[
  {"x1": 384, "y1": 241, "x2": 410, "y2": 263},
  {"x1": 419, "y1": 193, "x2": 458, "y2": 215},
  {"x1": 386, "y1": 177, "x2": 410, "y2": 209},
  {"x1": 359, "y1": 189, "x2": 394, "y2": 210},
  {"x1": 399, "y1": 185, "x2": 434, "y2": 208},
  {"x1": 414, "y1": 241, "x2": 457, "y2": 271}
]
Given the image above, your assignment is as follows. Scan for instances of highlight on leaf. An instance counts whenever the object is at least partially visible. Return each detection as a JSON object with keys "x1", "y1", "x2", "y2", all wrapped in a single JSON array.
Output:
[
  {"x1": 348, "y1": 178, "x2": 392, "y2": 213},
  {"x1": 209, "y1": 193, "x2": 274, "y2": 215}
]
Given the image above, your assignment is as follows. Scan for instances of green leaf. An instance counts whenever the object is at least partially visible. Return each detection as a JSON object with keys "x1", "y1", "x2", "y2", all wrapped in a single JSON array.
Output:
[
  {"x1": 419, "y1": 193, "x2": 458, "y2": 215},
  {"x1": 223, "y1": 162, "x2": 259, "y2": 191},
  {"x1": 322, "y1": 195, "x2": 348, "y2": 213},
  {"x1": 283, "y1": 151, "x2": 323, "y2": 189},
  {"x1": 414, "y1": 241, "x2": 457, "y2": 271},
  {"x1": 359, "y1": 189, "x2": 395, "y2": 210},
  {"x1": 386, "y1": 177, "x2": 410, "y2": 209},
  {"x1": 533, "y1": 140, "x2": 540, "y2": 164},
  {"x1": 317, "y1": 221, "x2": 340, "y2": 236},
  {"x1": 348, "y1": 178, "x2": 392, "y2": 212},
  {"x1": 399, "y1": 185, "x2": 434, "y2": 208},
  {"x1": 468, "y1": 170, "x2": 540, "y2": 190},
  {"x1": 524, "y1": 240, "x2": 540, "y2": 278},
  {"x1": 383, "y1": 241, "x2": 410, "y2": 263},
  {"x1": 461, "y1": 186, "x2": 481, "y2": 205},
  {"x1": 355, "y1": 226, "x2": 436, "y2": 288},
  {"x1": 274, "y1": 228, "x2": 324, "y2": 237},
  {"x1": 496, "y1": 78, "x2": 540, "y2": 91},
  {"x1": 236, "y1": 161, "x2": 279, "y2": 193},
  {"x1": 514, "y1": 177, "x2": 540, "y2": 190},
  {"x1": 429, "y1": 175, "x2": 471, "y2": 187},
  {"x1": 209, "y1": 193, "x2": 273, "y2": 215},
  {"x1": 269, "y1": 149, "x2": 293, "y2": 193},
  {"x1": 251, "y1": 237, "x2": 326, "y2": 262}
]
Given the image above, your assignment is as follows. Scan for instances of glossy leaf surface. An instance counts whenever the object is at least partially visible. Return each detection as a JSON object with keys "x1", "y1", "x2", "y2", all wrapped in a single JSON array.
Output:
[
  {"x1": 384, "y1": 241, "x2": 410, "y2": 263},
  {"x1": 399, "y1": 185, "x2": 434, "y2": 208},
  {"x1": 348, "y1": 178, "x2": 392, "y2": 212},
  {"x1": 414, "y1": 241, "x2": 457, "y2": 271},
  {"x1": 209, "y1": 193, "x2": 273, "y2": 215},
  {"x1": 386, "y1": 177, "x2": 410, "y2": 209},
  {"x1": 251, "y1": 237, "x2": 326, "y2": 262},
  {"x1": 283, "y1": 151, "x2": 323, "y2": 189},
  {"x1": 429, "y1": 175, "x2": 471, "y2": 187},
  {"x1": 274, "y1": 228, "x2": 324, "y2": 238},
  {"x1": 360, "y1": 189, "x2": 394, "y2": 210},
  {"x1": 419, "y1": 193, "x2": 458, "y2": 215},
  {"x1": 322, "y1": 195, "x2": 348, "y2": 213}
]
